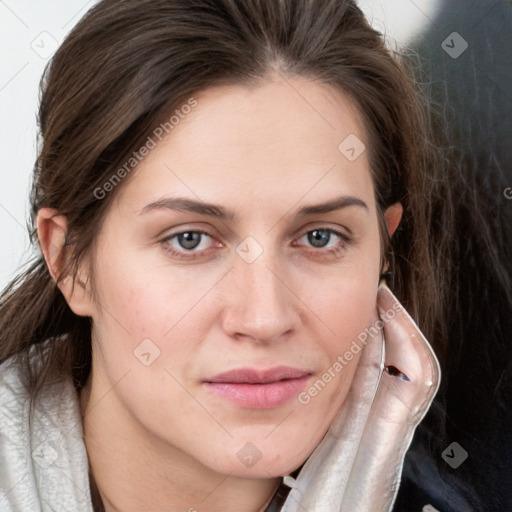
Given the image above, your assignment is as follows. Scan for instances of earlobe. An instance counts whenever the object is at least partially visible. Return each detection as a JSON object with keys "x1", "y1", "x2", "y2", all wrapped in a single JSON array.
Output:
[
  {"x1": 384, "y1": 202, "x2": 403, "y2": 238},
  {"x1": 36, "y1": 207, "x2": 94, "y2": 317}
]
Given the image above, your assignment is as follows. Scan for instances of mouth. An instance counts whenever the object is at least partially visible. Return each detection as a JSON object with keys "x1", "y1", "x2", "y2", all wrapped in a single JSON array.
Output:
[{"x1": 203, "y1": 366, "x2": 312, "y2": 409}]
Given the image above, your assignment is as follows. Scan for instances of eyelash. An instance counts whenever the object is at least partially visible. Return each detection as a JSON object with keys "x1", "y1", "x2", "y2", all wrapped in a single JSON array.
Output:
[{"x1": 160, "y1": 228, "x2": 352, "y2": 260}]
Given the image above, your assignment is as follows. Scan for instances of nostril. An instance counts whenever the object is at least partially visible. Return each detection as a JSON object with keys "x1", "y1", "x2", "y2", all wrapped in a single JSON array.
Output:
[{"x1": 384, "y1": 364, "x2": 411, "y2": 381}]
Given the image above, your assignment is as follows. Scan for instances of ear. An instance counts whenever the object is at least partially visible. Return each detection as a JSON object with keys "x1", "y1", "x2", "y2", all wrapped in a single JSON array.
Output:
[
  {"x1": 384, "y1": 202, "x2": 403, "y2": 238},
  {"x1": 36, "y1": 207, "x2": 95, "y2": 317}
]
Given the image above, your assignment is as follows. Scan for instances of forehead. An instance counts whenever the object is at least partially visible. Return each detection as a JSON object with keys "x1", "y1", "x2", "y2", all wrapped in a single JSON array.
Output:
[
  {"x1": 167, "y1": 76, "x2": 368, "y2": 161},
  {"x1": 114, "y1": 77, "x2": 374, "y2": 216}
]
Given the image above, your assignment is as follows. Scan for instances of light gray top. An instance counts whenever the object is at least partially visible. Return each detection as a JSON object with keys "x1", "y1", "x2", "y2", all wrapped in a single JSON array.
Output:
[{"x1": 0, "y1": 355, "x2": 93, "y2": 512}]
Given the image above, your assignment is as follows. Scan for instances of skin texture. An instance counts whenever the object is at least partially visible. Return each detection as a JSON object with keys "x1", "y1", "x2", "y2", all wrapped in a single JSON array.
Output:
[{"x1": 37, "y1": 76, "x2": 402, "y2": 512}]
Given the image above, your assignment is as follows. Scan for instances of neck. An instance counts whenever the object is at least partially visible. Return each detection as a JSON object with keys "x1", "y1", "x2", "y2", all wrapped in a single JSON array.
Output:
[{"x1": 80, "y1": 375, "x2": 282, "y2": 512}]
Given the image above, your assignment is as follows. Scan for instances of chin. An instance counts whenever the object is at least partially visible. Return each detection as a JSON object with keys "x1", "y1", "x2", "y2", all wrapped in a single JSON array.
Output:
[{"x1": 203, "y1": 440, "x2": 313, "y2": 479}]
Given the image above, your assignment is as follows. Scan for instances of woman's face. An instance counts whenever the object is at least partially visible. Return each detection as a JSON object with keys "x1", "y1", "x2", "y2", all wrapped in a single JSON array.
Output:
[{"x1": 83, "y1": 76, "x2": 383, "y2": 477}]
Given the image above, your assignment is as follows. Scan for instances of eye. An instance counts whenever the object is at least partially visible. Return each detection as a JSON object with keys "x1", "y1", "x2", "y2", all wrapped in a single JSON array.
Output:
[
  {"x1": 294, "y1": 227, "x2": 351, "y2": 256},
  {"x1": 160, "y1": 226, "x2": 352, "y2": 261},
  {"x1": 161, "y1": 229, "x2": 219, "y2": 259}
]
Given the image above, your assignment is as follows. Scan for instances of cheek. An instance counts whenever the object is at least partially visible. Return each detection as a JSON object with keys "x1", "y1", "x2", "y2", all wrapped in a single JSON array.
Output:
[
  {"x1": 87, "y1": 252, "x2": 211, "y2": 423},
  {"x1": 296, "y1": 242, "x2": 380, "y2": 421},
  {"x1": 93, "y1": 241, "x2": 214, "y2": 335},
  {"x1": 307, "y1": 275, "x2": 377, "y2": 401},
  {"x1": 88, "y1": 244, "x2": 167, "y2": 371},
  {"x1": 295, "y1": 266, "x2": 378, "y2": 431},
  {"x1": 89, "y1": 244, "x2": 228, "y2": 386},
  {"x1": 302, "y1": 255, "x2": 379, "y2": 356}
]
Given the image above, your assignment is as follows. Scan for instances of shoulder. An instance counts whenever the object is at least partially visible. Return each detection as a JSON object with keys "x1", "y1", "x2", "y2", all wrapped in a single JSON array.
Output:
[{"x1": 0, "y1": 348, "x2": 94, "y2": 512}]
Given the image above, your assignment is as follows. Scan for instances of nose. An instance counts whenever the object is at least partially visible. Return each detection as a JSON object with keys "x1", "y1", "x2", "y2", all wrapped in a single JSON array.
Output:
[{"x1": 220, "y1": 249, "x2": 301, "y2": 344}]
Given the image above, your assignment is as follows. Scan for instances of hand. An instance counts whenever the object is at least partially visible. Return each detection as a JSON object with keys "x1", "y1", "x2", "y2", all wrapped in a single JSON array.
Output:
[{"x1": 280, "y1": 282, "x2": 441, "y2": 512}]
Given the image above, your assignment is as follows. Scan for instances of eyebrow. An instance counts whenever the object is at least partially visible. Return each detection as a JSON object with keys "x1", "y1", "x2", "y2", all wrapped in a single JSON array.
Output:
[{"x1": 138, "y1": 195, "x2": 369, "y2": 220}]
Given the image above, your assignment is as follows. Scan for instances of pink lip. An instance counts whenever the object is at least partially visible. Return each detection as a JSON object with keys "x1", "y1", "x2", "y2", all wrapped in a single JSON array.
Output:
[{"x1": 204, "y1": 366, "x2": 311, "y2": 409}]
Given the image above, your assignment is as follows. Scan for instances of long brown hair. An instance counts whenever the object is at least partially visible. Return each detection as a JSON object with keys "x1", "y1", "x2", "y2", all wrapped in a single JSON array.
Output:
[{"x1": 0, "y1": 0, "x2": 451, "y2": 406}]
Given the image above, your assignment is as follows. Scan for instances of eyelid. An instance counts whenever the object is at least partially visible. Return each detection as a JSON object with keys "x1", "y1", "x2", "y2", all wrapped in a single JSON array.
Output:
[
  {"x1": 295, "y1": 223, "x2": 352, "y2": 240},
  {"x1": 161, "y1": 228, "x2": 220, "y2": 249}
]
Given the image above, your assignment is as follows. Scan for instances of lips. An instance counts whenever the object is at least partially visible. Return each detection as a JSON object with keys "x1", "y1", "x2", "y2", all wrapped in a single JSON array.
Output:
[
  {"x1": 204, "y1": 366, "x2": 312, "y2": 409},
  {"x1": 206, "y1": 366, "x2": 310, "y2": 384}
]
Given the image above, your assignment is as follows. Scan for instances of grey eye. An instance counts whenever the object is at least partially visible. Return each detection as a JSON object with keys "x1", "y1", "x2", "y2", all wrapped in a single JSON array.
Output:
[
  {"x1": 177, "y1": 232, "x2": 203, "y2": 250},
  {"x1": 307, "y1": 229, "x2": 331, "y2": 248}
]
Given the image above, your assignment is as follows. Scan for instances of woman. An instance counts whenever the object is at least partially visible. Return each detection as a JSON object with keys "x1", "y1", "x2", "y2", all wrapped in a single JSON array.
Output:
[{"x1": 0, "y1": 0, "x2": 445, "y2": 510}]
